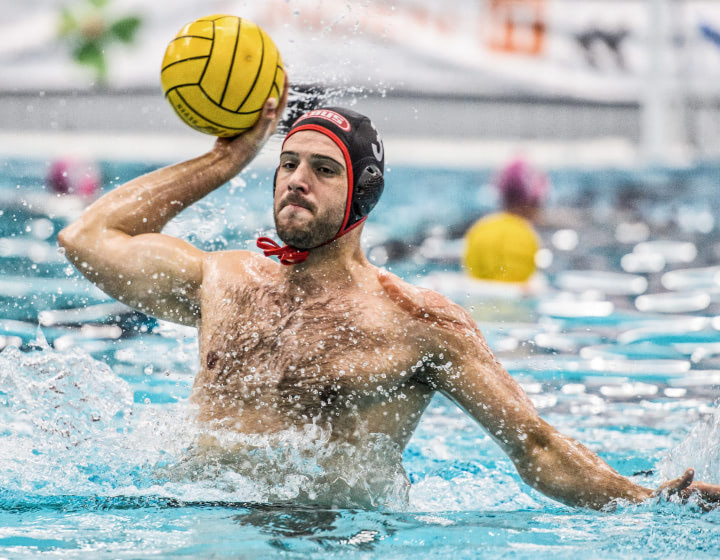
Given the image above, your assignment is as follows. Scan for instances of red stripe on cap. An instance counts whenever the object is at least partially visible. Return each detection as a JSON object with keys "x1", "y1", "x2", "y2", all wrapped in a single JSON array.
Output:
[{"x1": 283, "y1": 123, "x2": 354, "y2": 235}]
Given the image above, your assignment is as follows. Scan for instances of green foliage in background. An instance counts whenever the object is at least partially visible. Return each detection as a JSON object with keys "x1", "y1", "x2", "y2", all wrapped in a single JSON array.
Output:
[{"x1": 59, "y1": 0, "x2": 143, "y2": 86}]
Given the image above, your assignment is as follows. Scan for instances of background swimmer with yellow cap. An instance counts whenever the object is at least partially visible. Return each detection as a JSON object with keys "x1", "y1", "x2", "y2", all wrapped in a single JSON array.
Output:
[{"x1": 463, "y1": 158, "x2": 548, "y2": 283}]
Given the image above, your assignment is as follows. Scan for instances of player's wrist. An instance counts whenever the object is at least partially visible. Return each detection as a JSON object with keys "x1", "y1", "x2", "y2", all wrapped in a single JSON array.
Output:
[{"x1": 208, "y1": 139, "x2": 253, "y2": 179}]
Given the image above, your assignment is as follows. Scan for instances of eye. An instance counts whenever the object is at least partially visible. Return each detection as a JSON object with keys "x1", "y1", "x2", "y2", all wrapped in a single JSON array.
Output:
[
  {"x1": 317, "y1": 165, "x2": 336, "y2": 176},
  {"x1": 281, "y1": 160, "x2": 297, "y2": 170}
]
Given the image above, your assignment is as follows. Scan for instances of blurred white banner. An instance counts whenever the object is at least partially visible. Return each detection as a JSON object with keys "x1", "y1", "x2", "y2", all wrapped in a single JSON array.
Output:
[{"x1": 2, "y1": 0, "x2": 719, "y2": 101}]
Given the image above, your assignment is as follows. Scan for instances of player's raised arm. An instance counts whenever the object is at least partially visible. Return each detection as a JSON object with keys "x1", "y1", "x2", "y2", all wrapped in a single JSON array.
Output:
[{"x1": 58, "y1": 90, "x2": 287, "y2": 326}]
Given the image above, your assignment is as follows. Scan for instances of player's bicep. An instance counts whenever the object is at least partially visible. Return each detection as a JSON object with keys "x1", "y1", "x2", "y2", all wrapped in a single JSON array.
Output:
[
  {"x1": 71, "y1": 230, "x2": 204, "y2": 325},
  {"x1": 431, "y1": 328, "x2": 542, "y2": 456}
]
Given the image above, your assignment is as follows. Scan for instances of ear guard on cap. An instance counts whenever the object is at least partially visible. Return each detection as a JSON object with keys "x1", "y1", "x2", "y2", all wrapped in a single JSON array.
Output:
[{"x1": 349, "y1": 163, "x2": 384, "y2": 226}]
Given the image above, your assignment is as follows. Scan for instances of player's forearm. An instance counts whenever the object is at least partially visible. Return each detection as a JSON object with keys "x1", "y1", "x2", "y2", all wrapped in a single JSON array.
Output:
[
  {"x1": 514, "y1": 424, "x2": 653, "y2": 509},
  {"x1": 66, "y1": 145, "x2": 245, "y2": 240}
]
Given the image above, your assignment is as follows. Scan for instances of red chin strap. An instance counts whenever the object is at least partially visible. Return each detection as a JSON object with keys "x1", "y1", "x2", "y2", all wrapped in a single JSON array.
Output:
[
  {"x1": 256, "y1": 238, "x2": 309, "y2": 265},
  {"x1": 256, "y1": 218, "x2": 366, "y2": 266}
]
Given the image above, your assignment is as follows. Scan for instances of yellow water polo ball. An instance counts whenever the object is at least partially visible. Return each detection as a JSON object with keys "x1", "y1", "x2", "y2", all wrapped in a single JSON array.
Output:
[
  {"x1": 161, "y1": 14, "x2": 285, "y2": 137},
  {"x1": 463, "y1": 212, "x2": 540, "y2": 282}
]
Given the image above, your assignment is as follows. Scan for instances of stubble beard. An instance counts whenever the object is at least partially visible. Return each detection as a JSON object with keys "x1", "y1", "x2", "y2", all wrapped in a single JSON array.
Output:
[{"x1": 275, "y1": 209, "x2": 344, "y2": 250}]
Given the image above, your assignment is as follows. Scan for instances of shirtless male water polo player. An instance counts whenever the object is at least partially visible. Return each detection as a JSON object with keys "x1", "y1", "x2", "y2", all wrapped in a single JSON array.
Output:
[{"x1": 59, "y1": 86, "x2": 720, "y2": 510}]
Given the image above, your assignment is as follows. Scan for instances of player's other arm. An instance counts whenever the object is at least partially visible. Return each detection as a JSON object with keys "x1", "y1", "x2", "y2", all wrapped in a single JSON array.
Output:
[
  {"x1": 424, "y1": 293, "x2": 720, "y2": 509},
  {"x1": 377, "y1": 270, "x2": 652, "y2": 509},
  {"x1": 430, "y1": 315, "x2": 654, "y2": 509},
  {"x1": 59, "y1": 91, "x2": 287, "y2": 325}
]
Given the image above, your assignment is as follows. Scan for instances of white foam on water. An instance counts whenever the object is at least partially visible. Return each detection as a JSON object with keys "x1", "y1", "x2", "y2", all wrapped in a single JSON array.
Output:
[
  {"x1": 659, "y1": 409, "x2": 720, "y2": 483},
  {"x1": 0, "y1": 338, "x2": 410, "y2": 511},
  {"x1": 409, "y1": 468, "x2": 540, "y2": 512}
]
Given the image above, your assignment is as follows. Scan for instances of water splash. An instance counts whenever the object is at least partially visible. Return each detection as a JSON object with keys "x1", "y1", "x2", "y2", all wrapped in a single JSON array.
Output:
[
  {"x1": 0, "y1": 339, "x2": 410, "y2": 511},
  {"x1": 0, "y1": 333, "x2": 132, "y2": 443},
  {"x1": 163, "y1": 424, "x2": 410, "y2": 511},
  {"x1": 658, "y1": 409, "x2": 720, "y2": 483},
  {"x1": 0, "y1": 334, "x2": 166, "y2": 502}
]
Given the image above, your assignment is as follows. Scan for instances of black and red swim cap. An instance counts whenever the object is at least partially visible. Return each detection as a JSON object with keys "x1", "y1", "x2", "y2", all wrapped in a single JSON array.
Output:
[{"x1": 257, "y1": 107, "x2": 385, "y2": 265}]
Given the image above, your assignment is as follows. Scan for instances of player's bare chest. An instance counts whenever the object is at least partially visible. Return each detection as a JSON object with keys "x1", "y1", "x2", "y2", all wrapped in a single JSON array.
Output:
[{"x1": 199, "y1": 283, "x2": 419, "y2": 392}]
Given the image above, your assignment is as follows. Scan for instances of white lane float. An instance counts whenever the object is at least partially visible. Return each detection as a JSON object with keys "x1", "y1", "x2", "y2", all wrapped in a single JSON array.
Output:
[
  {"x1": 536, "y1": 298, "x2": 615, "y2": 318},
  {"x1": 415, "y1": 271, "x2": 546, "y2": 300},
  {"x1": 553, "y1": 270, "x2": 648, "y2": 296},
  {"x1": 0, "y1": 237, "x2": 66, "y2": 264},
  {"x1": 620, "y1": 251, "x2": 666, "y2": 274},
  {"x1": 502, "y1": 355, "x2": 691, "y2": 378},
  {"x1": 534, "y1": 332, "x2": 604, "y2": 353},
  {"x1": 0, "y1": 275, "x2": 110, "y2": 300},
  {"x1": 634, "y1": 291, "x2": 712, "y2": 314},
  {"x1": 633, "y1": 240, "x2": 697, "y2": 265},
  {"x1": 38, "y1": 302, "x2": 132, "y2": 326},
  {"x1": 662, "y1": 266, "x2": 720, "y2": 291}
]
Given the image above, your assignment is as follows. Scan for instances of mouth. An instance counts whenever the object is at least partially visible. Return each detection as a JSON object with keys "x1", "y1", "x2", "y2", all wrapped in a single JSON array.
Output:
[
  {"x1": 285, "y1": 203, "x2": 310, "y2": 211},
  {"x1": 280, "y1": 197, "x2": 314, "y2": 214}
]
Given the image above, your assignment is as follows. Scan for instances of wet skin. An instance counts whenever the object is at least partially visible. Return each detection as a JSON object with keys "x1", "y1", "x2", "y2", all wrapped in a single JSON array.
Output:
[
  {"x1": 194, "y1": 253, "x2": 436, "y2": 449},
  {"x1": 193, "y1": 131, "x2": 434, "y2": 447},
  {"x1": 57, "y1": 90, "x2": 720, "y2": 510}
]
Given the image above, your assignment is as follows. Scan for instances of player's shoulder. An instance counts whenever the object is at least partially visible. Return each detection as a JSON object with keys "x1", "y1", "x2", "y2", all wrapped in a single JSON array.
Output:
[{"x1": 376, "y1": 268, "x2": 478, "y2": 335}]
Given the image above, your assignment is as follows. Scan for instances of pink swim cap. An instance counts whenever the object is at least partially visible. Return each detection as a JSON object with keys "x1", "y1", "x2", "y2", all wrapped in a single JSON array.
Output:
[
  {"x1": 494, "y1": 158, "x2": 548, "y2": 209},
  {"x1": 47, "y1": 158, "x2": 101, "y2": 198}
]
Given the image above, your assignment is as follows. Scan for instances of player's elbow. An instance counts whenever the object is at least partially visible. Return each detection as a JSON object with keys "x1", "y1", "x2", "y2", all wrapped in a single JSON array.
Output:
[
  {"x1": 58, "y1": 223, "x2": 78, "y2": 255},
  {"x1": 57, "y1": 220, "x2": 101, "y2": 265},
  {"x1": 57, "y1": 225, "x2": 74, "y2": 251},
  {"x1": 58, "y1": 222, "x2": 85, "y2": 259},
  {"x1": 507, "y1": 422, "x2": 561, "y2": 487}
]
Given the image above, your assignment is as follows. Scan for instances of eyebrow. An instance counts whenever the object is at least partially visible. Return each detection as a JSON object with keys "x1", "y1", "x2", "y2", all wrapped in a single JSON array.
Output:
[{"x1": 280, "y1": 151, "x2": 345, "y2": 171}]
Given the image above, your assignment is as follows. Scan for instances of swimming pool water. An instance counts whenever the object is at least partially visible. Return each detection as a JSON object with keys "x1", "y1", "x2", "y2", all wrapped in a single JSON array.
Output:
[{"x1": 1, "y1": 157, "x2": 720, "y2": 558}]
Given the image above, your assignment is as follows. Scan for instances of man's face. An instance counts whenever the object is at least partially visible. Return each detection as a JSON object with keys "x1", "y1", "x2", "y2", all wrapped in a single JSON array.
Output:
[{"x1": 274, "y1": 131, "x2": 349, "y2": 250}]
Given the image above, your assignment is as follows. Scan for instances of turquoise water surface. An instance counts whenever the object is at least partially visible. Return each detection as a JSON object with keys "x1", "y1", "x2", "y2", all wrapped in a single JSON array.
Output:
[{"x1": 1, "y1": 158, "x2": 720, "y2": 558}]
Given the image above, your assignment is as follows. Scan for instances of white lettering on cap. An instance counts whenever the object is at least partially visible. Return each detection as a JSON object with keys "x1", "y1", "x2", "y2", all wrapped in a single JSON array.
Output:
[
  {"x1": 296, "y1": 109, "x2": 351, "y2": 131},
  {"x1": 370, "y1": 121, "x2": 383, "y2": 162}
]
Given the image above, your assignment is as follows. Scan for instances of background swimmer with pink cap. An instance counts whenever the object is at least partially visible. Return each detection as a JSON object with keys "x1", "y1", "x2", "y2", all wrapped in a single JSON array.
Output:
[
  {"x1": 58, "y1": 80, "x2": 720, "y2": 511},
  {"x1": 464, "y1": 158, "x2": 548, "y2": 283}
]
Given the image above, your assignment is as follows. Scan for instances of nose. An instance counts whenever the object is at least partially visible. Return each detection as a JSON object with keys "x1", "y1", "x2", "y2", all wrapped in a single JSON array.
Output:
[{"x1": 286, "y1": 161, "x2": 311, "y2": 194}]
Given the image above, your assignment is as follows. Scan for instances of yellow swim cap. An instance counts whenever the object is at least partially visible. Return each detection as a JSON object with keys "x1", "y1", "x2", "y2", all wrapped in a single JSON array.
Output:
[{"x1": 463, "y1": 212, "x2": 540, "y2": 282}]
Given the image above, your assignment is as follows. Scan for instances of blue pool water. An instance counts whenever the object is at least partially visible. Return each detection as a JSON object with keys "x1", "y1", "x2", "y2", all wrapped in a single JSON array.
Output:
[{"x1": 1, "y1": 156, "x2": 720, "y2": 558}]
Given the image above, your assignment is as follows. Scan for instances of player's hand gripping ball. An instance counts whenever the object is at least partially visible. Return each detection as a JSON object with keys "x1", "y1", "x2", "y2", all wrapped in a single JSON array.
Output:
[{"x1": 161, "y1": 14, "x2": 285, "y2": 137}]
